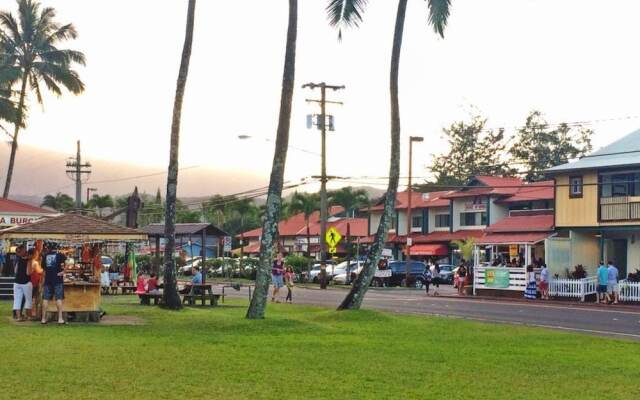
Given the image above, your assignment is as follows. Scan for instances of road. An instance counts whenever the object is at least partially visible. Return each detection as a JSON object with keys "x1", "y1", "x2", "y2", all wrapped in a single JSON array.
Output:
[{"x1": 223, "y1": 286, "x2": 640, "y2": 340}]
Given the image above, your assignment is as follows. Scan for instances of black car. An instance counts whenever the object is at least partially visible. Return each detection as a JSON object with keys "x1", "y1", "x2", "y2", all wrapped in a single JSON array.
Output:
[{"x1": 372, "y1": 260, "x2": 427, "y2": 288}]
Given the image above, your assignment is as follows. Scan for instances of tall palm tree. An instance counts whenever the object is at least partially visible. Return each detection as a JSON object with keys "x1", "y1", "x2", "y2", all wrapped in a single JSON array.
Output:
[
  {"x1": 0, "y1": 0, "x2": 86, "y2": 198},
  {"x1": 246, "y1": 0, "x2": 298, "y2": 319},
  {"x1": 87, "y1": 194, "x2": 114, "y2": 217},
  {"x1": 328, "y1": 187, "x2": 369, "y2": 218},
  {"x1": 328, "y1": 0, "x2": 451, "y2": 310},
  {"x1": 162, "y1": 0, "x2": 196, "y2": 310},
  {"x1": 290, "y1": 191, "x2": 320, "y2": 257}
]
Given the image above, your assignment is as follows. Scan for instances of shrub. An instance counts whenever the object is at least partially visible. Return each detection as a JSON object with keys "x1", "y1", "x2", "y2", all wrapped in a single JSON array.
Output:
[
  {"x1": 568, "y1": 264, "x2": 587, "y2": 279},
  {"x1": 285, "y1": 254, "x2": 313, "y2": 274}
]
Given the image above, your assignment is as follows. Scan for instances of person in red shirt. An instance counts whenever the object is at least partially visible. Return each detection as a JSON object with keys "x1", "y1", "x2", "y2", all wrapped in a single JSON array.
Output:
[
  {"x1": 122, "y1": 264, "x2": 131, "y2": 283},
  {"x1": 146, "y1": 273, "x2": 161, "y2": 295}
]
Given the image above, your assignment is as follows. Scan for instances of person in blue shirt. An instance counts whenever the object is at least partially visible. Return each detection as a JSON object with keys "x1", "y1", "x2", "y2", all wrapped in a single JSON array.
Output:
[
  {"x1": 596, "y1": 261, "x2": 610, "y2": 304},
  {"x1": 607, "y1": 261, "x2": 619, "y2": 304},
  {"x1": 179, "y1": 266, "x2": 203, "y2": 295}
]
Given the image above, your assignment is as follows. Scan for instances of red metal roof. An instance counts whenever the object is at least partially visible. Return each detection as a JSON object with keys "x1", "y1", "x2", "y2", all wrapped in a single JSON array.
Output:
[
  {"x1": 485, "y1": 214, "x2": 554, "y2": 233},
  {"x1": 306, "y1": 218, "x2": 368, "y2": 237},
  {"x1": 476, "y1": 232, "x2": 551, "y2": 245},
  {"x1": 495, "y1": 180, "x2": 554, "y2": 203},
  {"x1": 410, "y1": 244, "x2": 448, "y2": 256},
  {"x1": 369, "y1": 190, "x2": 452, "y2": 211},
  {"x1": 239, "y1": 206, "x2": 344, "y2": 238},
  {"x1": 0, "y1": 198, "x2": 55, "y2": 215}
]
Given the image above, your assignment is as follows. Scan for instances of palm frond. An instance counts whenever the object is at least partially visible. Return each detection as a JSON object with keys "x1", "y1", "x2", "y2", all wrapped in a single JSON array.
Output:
[
  {"x1": 18, "y1": 0, "x2": 40, "y2": 44},
  {"x1": 326, "y1": 0, "x2": 368, "y2": 39},
  {"x1": 45, "y1": 23, "x2": 78, "y2": 45},
  {"x1": 0, "y1": 11, "x2": 22, "y2": 45},
  {"x1": 33, "y1": 62, "x2": 84, "y2": 94},
  {"x1": 39, "y1": 48, "x2": 85, "y2": 66},
  {"x1": 427, "y1": 0, "x2": 451, "y2": 38}
]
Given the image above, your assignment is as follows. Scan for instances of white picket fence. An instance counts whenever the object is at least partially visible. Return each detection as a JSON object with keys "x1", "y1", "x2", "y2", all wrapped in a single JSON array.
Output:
[
  {"x1": 549, "y1": 277, "x2": 597, "y2": 302},
  {"x1": 619, "y1": 280, "x2": 640, "y2": 302}
]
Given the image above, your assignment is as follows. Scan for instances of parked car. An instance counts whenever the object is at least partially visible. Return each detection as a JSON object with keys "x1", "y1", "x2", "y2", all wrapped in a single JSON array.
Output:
[
  {"x1": 436, "y1": 264, "x2": 454, "y2": 284},
  {"x1": 307, "y1": 261, "x2": 337, "y2": 283},
  {"x1": 332, "y1": 262, "x2": 364, "y2": 285},
  {"x1": 372, "y1": 261, "x2": 427, "y2": 288},
  {"x1": 180, "y1": 257, "x2": 202, "y2": 275}
]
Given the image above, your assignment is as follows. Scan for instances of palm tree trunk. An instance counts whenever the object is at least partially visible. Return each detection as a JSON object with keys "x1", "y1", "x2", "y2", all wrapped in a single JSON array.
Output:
[
  {"x1": 3, "y1": 71, "x2": 29, "y2": 199},
  {"x1": 246, "y1": 0, "x2": 297, "y2": 319},
  {"x1": 162, "y1": 0, "x2": 196, "y2": 310},
  {"x1": 338, "y1": 0, "x2": 406, "y2": 310}
]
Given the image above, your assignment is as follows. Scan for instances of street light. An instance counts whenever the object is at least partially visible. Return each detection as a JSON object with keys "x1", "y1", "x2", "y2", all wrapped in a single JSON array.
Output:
[
  {"x1": 405, "y1": 136, "x2": 424, "y2": 287},
  {"x1": 86, "y1": 187, "x2": 97, "y2": 205}
]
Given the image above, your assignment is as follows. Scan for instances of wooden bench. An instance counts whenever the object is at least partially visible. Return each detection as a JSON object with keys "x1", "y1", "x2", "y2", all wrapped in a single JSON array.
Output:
[
  {"x1": 120, "y1": 285, "x2": 137, "y2": 295},
  {"x1": 139, "y1": 293, "x2": 163, "y2": 305},
  {"x1": 182, "y1": 293, "x2": 221, "y2": 306}
]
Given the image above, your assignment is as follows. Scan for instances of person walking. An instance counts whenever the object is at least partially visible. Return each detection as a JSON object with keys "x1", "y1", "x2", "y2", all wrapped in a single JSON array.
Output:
[
  {"x1": 41, "y1": 244, "x2": 67, "y2": 325},
  {"x1": 284, "y1": 266, "x2": 295, "y2": 303},
  {"x1": 423, "y1": 265, "x2": 432, "y2": 295},
  {"x1": 524, "y1": 265, "x2": 537, "y2": 300},
  {"x1": 457, "y1": 264, "x2": 467, "y2": 296},
  {"x1": 539, "y1": 263, "x2": 550, "y2": 300},
  {"x1": 271, "y1": 253, "x2": 285, "y2": 303},
  {"x1": 607, "y1": 261, "x2": 619, "y2": 304},
  {"x1": 432, "y1": 263, "x2": 441, "y2": 296},
  {"x1": 596, "y1": 261, "x2": 610, "y2": 304},
  {"x1": 12, "y1": 245, "x2": 32, "y2": 321}
]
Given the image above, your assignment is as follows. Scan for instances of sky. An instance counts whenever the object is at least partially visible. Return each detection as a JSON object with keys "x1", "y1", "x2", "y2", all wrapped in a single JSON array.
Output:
[{"x1": 4, "y1": 0, "x2": 640, "y2": 197}]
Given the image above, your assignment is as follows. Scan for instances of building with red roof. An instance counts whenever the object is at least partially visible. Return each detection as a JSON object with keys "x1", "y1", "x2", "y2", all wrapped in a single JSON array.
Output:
[
  {"x1": 365, "y1": 176, "x2": 556, "y2": 263},
  {"x1": 0, "y1": 198, "x2": 57, "y2": 228}
]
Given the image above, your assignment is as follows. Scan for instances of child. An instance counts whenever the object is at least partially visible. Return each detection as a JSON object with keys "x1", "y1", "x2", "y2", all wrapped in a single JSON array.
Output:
[{"x1": 284, "y1": 266, "x2": 295, "y2": 303}]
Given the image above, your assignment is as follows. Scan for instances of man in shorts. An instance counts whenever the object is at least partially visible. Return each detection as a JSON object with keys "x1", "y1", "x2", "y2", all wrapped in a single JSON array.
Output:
[
  {"x1": 607, "y1": 261, "x2": 619, "y2": 304},
  {"x1": 42, "y1": 245, "x2": 67, "y2": 324},
  {"x1": 596, "y1": 261, "x2": 610, "y2": 304}
]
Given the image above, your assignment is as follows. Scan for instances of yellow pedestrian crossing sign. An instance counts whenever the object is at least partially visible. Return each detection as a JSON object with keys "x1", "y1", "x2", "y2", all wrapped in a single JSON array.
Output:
[{"x1": 326, "y1": 227, "x2": 342, "y2": 249}]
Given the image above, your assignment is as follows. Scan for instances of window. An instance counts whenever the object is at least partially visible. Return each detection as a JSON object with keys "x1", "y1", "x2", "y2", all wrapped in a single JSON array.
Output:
[
  {"x1": 569, "y1": 176, "x2": 583, "y2": 198},
  {"x1": 412, "y1": 216, "x2": 422, "y2": 229},
  {"x1": 600, "y1": 173, "x2": 640, "y2": 197},
  {"x1": 460, "y1": 212, "x2": 487, "y2": 226},
  {"x1": 435, "y1": 214, "x2": 450, "y2": 228}
]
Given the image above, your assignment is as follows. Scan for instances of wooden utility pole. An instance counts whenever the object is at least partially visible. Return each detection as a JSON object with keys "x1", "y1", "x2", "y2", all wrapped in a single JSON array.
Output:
[
  {"x1": 65, "y1": 140, "x2": 91, "y2": 211},
  {"x1": 302, "y1": 82, "x2": 344, "y2": 266}
]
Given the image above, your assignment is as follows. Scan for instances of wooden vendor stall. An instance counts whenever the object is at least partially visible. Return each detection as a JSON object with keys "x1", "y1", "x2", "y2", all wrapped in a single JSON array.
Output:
[{"x1": 0, "y1": 214, "x2": 147, "y2": 320}]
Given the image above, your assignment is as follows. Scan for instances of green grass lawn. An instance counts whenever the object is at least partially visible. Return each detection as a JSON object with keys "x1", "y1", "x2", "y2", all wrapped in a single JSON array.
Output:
[{"x1": 1, "y1": 297, "x2": 638, "y2": 400}]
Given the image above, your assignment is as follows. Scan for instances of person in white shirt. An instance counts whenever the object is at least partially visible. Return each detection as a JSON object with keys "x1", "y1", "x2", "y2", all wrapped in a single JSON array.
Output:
[{"x1": 539, "y1": 264, "x2": 549, "y2": 300}]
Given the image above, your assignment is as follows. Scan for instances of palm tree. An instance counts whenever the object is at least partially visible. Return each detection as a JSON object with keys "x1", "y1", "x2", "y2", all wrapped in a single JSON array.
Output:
[
  {"x1": 452, "y1": 237, "x2": 475, "y2": 264},
  {"x1": 0, "y1": 0, "x2": 86, "y2": 198},
  {"x1": 41, "y1": 192, "x2": 73, "y2": 211},
  {"x1": 162, "y1": 0, "x2": 196, "y2": 310},
  {"x1": 246, "y1": 0, "x2": 298, "y2": 319},
  {"x1": 329, "y1": 0, "x2": 451, "y2": 310},
  {"x1": 290, "y1": 191, "x2": 320, "y2": 257},
  {"x1": 328, "y1": 187, "x2": 369, "y2": 218},
  {"x1": 87, "y1": 194, "x2": 114, "y2": 217}
]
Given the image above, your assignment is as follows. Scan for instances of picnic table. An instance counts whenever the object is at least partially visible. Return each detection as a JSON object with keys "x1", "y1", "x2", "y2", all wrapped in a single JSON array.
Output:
[
  {"x1": 182, "y1": 283, "x2": 220, "y2": 306},
  {"x1": 221, "y1": 283, "x2": 254, "y2": 303},
  {"x1": 119, "y1": 284, "x2": 137, "y2": 295}
]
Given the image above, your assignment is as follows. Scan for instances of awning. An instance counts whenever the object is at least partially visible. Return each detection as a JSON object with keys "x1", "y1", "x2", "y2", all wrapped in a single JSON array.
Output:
[
  {"x1": 410, "y1": 244, "x2": 448, "y2": 256},
  {"x1": 476, "y1": 232, "x2": 552, "y2": 245}
]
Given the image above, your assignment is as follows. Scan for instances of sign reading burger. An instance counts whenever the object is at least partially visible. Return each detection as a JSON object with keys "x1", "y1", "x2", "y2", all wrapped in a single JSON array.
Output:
[{"x1": 0, "y1": 198, "x2": 57, "y2": 228}]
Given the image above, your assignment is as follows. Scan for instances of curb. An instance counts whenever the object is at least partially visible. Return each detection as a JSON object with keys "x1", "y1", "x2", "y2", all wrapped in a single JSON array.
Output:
[{"x1": 434, "y1": 294, "x2": 640, "y2": 312}]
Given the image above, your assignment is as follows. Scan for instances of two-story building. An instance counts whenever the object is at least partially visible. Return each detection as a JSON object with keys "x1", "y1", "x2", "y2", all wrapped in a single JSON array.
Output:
[
  {"x1": 366, "y1": 176, "x2": 555, "y2": 264},
  {"x1": 546, "y1": 129, "x2": 640, "y2": 278}
]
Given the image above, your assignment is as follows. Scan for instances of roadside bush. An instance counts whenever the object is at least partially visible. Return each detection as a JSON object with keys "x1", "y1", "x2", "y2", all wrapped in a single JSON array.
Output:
[{"x1": 285, "y1": 254, "x2": 312, "y2": 274}]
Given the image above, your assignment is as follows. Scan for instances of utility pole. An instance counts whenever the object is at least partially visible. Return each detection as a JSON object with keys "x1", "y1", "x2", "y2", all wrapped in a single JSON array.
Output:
[
  {"x1": 405, "y1": 136, "x2": 423, "y2": 286},
  {"x1": 302, "y1": 82, "x2": 344, "y2": 269},
  {"x1": 86, "y1": 187, "x2": 97, "y2": 205},
  {"x1": 66, "y1": 140, "x2": 91, "y2": 211}
]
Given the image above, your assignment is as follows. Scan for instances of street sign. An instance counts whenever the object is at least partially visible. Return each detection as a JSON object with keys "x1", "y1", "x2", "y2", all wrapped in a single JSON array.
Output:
[
  {"x1": 223, "y1": 236, "x2": 232, "y2": 252},
  {"x1": 329, "y1": 246, "x2": 337, "y2": 254},
  {"x1": 325, "y1": 227, "x2": 342, "y2": 248}
]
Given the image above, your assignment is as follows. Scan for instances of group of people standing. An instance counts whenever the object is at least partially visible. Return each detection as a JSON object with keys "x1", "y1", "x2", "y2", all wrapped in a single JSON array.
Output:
[
  {"x1": 12, "y1": 242, "x2": 68, "y2": 325},
  {"x1": 271, "y1": 253, "x2": 295, "y2": 303},
  {"x1": 597, "y1": 261, "x2": 620, "y2": 304}
]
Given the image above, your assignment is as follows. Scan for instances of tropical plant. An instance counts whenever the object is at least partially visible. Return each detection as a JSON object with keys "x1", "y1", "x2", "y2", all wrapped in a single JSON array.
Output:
[
  {"x1": 87, "y1": 194, "x2": 114, "y2": 217},
  {"x1": 41, "y1": 192, "x2": 73, "y2": 211},
  {"x1": 452, "y1": 237, "x2": 475, "y2": 264},
  {"x1": 328, "y1": 186, "x2": 369, "y2": 218},
  {"x1": 0, "y1": 0, "x2": 86, "y2": 198},
  {"x1": 330, "y1": 0, "x2": 451, "y2": 310},
  {"x1": 0, "y1": 85, "x2": 18, "y2": 135},
  {"x1": 162, "y1": 0, "x2": 196, "y2": 310},
  {"x1": 289, "y1": 191, "x2": 320, "y2": 257},
  {"x1": 246, "y1": 0, "x2": 298, "y2": 320}
]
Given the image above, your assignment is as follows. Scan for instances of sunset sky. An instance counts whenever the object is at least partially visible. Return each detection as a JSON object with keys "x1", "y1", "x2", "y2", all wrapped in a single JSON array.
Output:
[{"x1": 6, "y1": 0, "x2": 640, "y2": 196}]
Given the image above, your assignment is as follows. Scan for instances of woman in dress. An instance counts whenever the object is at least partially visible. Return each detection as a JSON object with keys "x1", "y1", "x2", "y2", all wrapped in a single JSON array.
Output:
[{"x1": 524, "y1": 264, "x2": 537, "y2": 300}]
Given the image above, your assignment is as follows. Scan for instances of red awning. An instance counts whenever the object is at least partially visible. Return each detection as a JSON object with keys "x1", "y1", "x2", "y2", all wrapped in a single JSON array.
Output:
[
  {"x1": 476, "y1": 232, "x2": 552, "y2": 245},
  {"x1": 410, "y1": 244, "x2": 448, "y2": 256}
]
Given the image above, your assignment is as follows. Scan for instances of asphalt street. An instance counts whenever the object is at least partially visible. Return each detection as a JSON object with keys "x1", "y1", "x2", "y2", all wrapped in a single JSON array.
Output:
[{"x1": 223, "y1": 285, "x2": 640, "y2": 340}]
